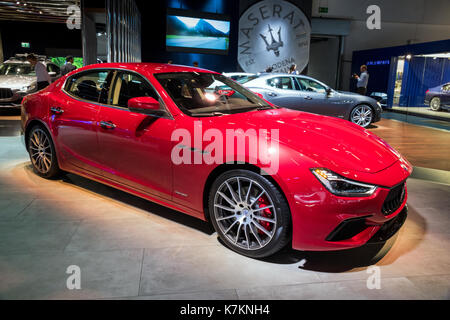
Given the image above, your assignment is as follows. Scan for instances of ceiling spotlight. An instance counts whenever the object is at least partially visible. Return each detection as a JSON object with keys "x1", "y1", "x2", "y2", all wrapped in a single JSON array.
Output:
[{"x1": 406, "y1": 54, "x2": 412, "y2": 60}]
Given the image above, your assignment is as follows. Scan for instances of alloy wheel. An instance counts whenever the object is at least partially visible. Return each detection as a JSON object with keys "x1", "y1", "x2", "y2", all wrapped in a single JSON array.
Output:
[
  {"x1": 213, "y1": 176, "x2": 277, "y2": 251},
  {"x1": 430, "y1": 97, "x2": 441, "y2": 111},
  {"x1": 29, "y1": 128, "x2": 53, "y2": 174},
  {"x1": 350, "y1": 105, "x2": 373, "y2": 128}
]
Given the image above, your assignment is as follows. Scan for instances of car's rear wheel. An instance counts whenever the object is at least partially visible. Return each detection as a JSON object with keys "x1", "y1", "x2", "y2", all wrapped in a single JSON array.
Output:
[
  {"x1": 208, "y1": 169, "x2": 291, "y2": 258},
  {"x1": 430, "y1": 97, "x2": 441, "y2": 111},
  {"x1": 27, "y1": 125, "x2": 61, "y2": 179},
  {"x1": 350, "y1": 104, "x2": 373, "y2": 128}
]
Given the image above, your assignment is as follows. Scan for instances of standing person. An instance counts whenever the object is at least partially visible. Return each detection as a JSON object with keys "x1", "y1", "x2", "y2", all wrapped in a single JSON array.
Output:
[
  {"x1": 354, "y1": 65, "x2": 369, "y2": 95},
  {"x1": 27, "y1": 54, "x2": 51, "y2": 90},
  {"x1": 288, "y1": 64, "x2": 299, "y2": 75},
  {"x1": 193, "y1": 61, "x2": 199, "y2": 67},
  {"x1": 60, "y1": 55, "x2": 77, "y2": 76},
  {"x1": 265, "y1": 66, "x2": 273, "y2": 73}
]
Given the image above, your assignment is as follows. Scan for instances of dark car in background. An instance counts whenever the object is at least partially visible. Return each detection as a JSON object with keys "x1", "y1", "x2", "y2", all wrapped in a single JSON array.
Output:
[
  {"x1": 370, "y1": 92, "x2": 388, "y2": 109},
  {"x1": 425, "y1": 82, "x2": 450, "y2": 111},
  {"x1": 243, "y1": 74, "x2": 382, "y2": 128}
]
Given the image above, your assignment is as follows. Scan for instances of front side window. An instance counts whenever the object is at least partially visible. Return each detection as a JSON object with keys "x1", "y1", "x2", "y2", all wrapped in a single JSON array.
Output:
[
  {"x1": 155, "y1": 72, "x2": 272, "y2": 116},
  {"x1": 296, "y1": 78, "x2": 327, "y2": 93},
  {"x1": 65, "y1": 70, "x2": 110, "y2": 103},
  {"x1": 110, "y1": 72, "x2": 159, "y2": 108},
  {"x1": 267, "y1": 77, "x2": 294, "y2": 90}
]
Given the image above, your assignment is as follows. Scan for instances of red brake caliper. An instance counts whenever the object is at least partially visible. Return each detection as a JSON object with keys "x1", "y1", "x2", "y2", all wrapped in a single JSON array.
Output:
[{"x1": 256, "y1": 196, "x2": 273, "y2": 235}]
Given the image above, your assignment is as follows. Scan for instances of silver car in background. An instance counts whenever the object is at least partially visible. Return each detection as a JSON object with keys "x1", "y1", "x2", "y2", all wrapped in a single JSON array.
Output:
[
  {"x1": 243, "y1": 73, "x2": 382, "y2": 128},
  {"x1": 0, "y1": 54, "x2": 61, "y2": 108}
]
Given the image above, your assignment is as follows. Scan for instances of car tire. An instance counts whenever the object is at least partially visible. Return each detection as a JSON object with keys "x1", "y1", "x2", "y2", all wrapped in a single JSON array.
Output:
[
  {"x1": 350, "y1": 104, "x2": 373, "y2": 128},
  {"x1": 27, "y1": 125, "x2": 61, "y2": 179},
  {"x1": 430, "y1": 97, "x2": 441, "y2": 111},
  {"x1": 208, "y1": 169, "x2": 291, "y2": 258}
]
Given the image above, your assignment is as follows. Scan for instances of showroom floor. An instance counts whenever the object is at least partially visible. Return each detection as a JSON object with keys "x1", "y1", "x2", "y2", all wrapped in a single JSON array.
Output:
[
  {"x1": 392, "y1": 106, "x2": 450, "y2": 121},
  {"x1": 0, "y1": 115, "x2": 449, "y2": 299},
  {"x1": 369, "y1": 117, "x2": 450, "y2": 171}
]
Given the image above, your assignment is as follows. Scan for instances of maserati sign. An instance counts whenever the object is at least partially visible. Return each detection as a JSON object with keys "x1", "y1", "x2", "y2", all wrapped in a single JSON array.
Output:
[{"x1": 238, "y1": 0, "x2": 311, "y2": 74}]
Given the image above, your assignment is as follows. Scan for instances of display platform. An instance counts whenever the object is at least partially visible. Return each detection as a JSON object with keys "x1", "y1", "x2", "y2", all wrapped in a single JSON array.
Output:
[{"x1": 0, "y1": 131, "x2": 449, "y2": 299}]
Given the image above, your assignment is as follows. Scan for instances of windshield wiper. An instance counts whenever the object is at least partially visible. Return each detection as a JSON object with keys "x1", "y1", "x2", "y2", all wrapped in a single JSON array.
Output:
[
  {"x1": 255, "y1": 105, "x2": 274, "y2": 110},
  {"x1": 190, "y1": 111, "x2": 226, "y2": 117}
]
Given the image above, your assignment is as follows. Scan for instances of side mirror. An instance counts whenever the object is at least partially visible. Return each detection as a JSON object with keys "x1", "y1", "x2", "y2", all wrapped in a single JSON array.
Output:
[
  {"x1": 128, "y1": 96, "x2": 165, "y2": 117},
  {"x1": 326, "y1": 87, "x2": 332, "y2": 95}
]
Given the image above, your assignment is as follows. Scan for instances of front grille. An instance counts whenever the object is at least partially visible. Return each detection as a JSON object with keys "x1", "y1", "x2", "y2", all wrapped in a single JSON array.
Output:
[
  {"x1": 0, "y1": 88, "x2": 13, "y2": 99},
  {"x1": 382, "y1": 182, "x2": 406, "y2": 215}
]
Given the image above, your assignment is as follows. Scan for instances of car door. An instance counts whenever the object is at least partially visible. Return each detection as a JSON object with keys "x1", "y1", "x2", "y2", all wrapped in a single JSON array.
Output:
[
  {"x1": 46, "y1": 63, "x2": 61, "y2": 83},
  {"x1": 263, "y1": 76, "x2": 305, "y2": 108},
  {"x1": 50, "y1": 69, "x2": 112, "y2": 173},
  {"x1": 294, "y1": 77, "x2": 341, "y2": 116},
  {"x1": 442, "y1": 84, "x2": 450, "y2": 106},
  {"x1": 96, "y1": 70, "x2": 174, "y2": 200}
]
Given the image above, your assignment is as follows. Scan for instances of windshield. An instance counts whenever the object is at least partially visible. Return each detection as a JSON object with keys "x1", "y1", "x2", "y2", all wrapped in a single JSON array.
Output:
[
  {"x1": 0, "y1": 63, "x2": 35, "y2": 76},
  {"x1": 155, "y1": 72, "x2": 273, "y2": 116},
  {"x1": 236, "y1": 75, "x2": 258, "y2": 84}
]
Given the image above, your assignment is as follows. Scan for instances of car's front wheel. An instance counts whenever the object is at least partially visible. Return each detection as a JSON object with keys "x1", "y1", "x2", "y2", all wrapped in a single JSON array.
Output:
[
  {"x1": 27, "y1": 125, "x2": 61, "y2": 179},
  {"x1": 350, "y1": 104, "x2": 373, "y2": 128},
  {"x1": 430, "y1": 97, "x2": 441, "y2": 111},
  {"x1": 208, "y1": 169, "x2": 291, "y2": 258}
]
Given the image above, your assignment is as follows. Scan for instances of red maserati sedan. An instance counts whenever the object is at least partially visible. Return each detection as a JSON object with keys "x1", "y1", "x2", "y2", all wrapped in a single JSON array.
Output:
[{"x1": 21, "y1": 63, "x2": 412, "y2": 258}]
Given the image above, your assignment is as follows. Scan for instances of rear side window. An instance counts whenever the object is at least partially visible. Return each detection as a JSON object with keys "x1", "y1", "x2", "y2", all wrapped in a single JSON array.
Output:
[
  {"x1": 65, "y1": 70, "x2": 110, "y2": 103},
  {"x1": 110, "y1": 72, "x2": 159, "y2": 108},
  {"x1": 267, "y1": 77, "x2": 294, "y2": 90}
]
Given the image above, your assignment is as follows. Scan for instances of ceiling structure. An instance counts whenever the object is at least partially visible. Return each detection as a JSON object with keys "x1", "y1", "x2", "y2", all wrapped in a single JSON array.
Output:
[{"x1": 0, "y1": 0, "x2": 81, "y2": 23}]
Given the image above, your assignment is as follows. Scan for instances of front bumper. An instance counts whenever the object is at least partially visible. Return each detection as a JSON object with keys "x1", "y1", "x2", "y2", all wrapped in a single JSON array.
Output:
[
  {"x1": 288, "y1": 158, "x2": 411, "y2": 251},
  {"x1": 373, "y1": 106, "x2": 382, "y2": 122},
  {"x1": 367, "y1": 205, "x2": 407, "y2": 243}
]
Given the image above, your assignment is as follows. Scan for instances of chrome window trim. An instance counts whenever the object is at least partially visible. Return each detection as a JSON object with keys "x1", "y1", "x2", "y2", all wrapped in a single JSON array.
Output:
[{"x1": 61, "y1": 68, "x2": 174, "y2": 120}]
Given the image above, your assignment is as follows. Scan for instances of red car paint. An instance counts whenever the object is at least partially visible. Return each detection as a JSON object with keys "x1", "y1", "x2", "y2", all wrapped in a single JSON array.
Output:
[{"x1": 21, "y1": 63, "x2": 412, "y2": 251}]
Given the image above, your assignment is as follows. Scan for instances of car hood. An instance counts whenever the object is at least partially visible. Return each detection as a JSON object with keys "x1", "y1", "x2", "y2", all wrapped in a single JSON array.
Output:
[
  {"x1": 336, "y1": 90, "x2": 361, "y2": 96},
  {"x1": 0, "y1": 75, "x2": 36, "y2": 90},
  {"x1": 202, "y1": 108, "x2": 400, "y2": 174}
]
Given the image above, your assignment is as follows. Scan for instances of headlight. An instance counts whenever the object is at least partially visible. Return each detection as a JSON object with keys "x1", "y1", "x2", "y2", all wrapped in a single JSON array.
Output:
[
  {"x1": 19, "y1": 84, "x2": 35, "y2": 92},
  {"x1": 376, "y1": 101, "x2": 382, "y2": 108},
  {"x1": 311, "y1": 168, "x2": 377, "y2": 197}
]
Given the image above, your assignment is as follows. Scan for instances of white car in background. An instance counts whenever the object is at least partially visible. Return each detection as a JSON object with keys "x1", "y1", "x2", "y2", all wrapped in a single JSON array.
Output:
[
  {"x1": 222, "y1": 72, "x2": 257, "y2": 82},
  {"x1": 0, "y1": 54, "x2": 61, "y2": 108}
]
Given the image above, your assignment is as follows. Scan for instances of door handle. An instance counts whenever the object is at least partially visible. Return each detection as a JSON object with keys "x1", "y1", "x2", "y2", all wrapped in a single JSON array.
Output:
[
  {"x1": 267, "y1": 92, "x2": 277, "y2": 97},
  {"x1": 304, "y1": 96, "x2": 313, "y2": 100},
  {"x1": 50, "y1": 107, "x2": 64, "y2": 114},
  {"x1": 99, "y1": 121, "x2": 116, "y2": 129}
]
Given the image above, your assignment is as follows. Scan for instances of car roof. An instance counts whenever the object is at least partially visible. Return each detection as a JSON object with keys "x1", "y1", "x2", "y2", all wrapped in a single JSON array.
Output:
[
  {"x1": 258, "y1": 73, "x2": 316, "y2": 80},
  {"x1": 3, "y1": 59, "x2": 53, "y2": 65},
  {"x1": 74, "y1": 62, "x2": 218, "y2": 75}
]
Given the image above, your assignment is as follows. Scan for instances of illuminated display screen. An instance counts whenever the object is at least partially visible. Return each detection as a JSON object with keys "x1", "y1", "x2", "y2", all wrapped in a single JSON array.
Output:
[{"x1": 166, "y1": 14, "x2": 230, "y2": 54}]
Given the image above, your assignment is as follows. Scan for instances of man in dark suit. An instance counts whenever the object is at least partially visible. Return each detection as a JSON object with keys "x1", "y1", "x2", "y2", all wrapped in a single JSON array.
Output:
[{"x1": 60, "y1": 56, "x2": 77, "y2": 76}]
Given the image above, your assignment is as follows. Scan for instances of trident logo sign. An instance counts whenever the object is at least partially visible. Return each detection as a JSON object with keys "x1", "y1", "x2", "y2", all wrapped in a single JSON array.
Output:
[{"x1": 259, "y1": 24, "x2": 283, "y2": 57}]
